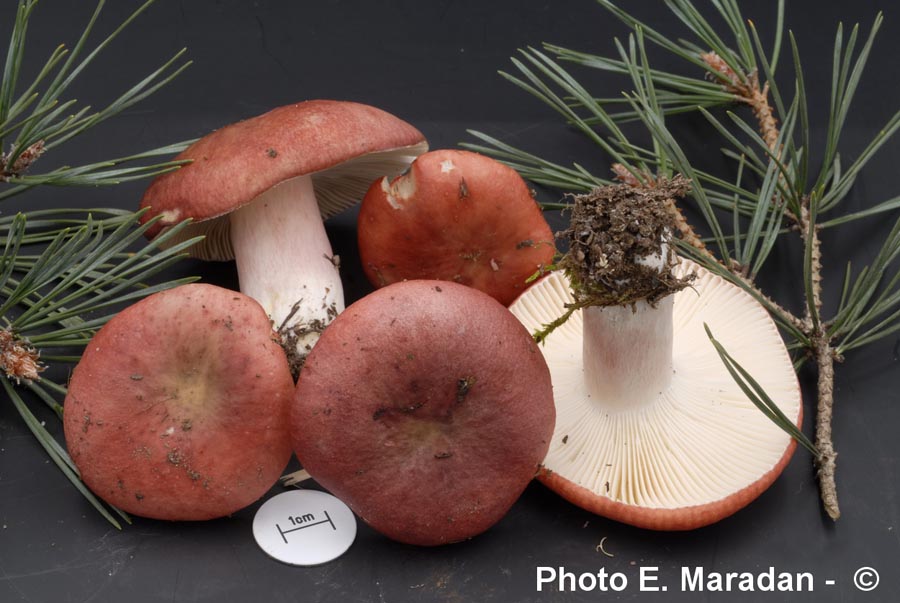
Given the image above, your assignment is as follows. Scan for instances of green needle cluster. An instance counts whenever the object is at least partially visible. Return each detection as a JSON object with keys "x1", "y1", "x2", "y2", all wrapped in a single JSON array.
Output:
[
  {"x1": 1, "y1": 0, "x2": 193, "y2": 195},
  {"x1": 466, "y1": 0, "x2": 900, "y2": 520},
  {"x1": 0, "y1": 1, "x2": 199, "y2": 527}
]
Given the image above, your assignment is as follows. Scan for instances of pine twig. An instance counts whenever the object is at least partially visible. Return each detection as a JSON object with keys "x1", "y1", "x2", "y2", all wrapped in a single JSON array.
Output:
[
  {"x1": 796, "y1": 199, "x2": 840, "y2": 518},
  {"x1": 701, "y1": 51, "x2": 780, "y2": 152},
  {"x1": 468, "y1": 0, "x2": 899, "y2": 522},
  {"x1": 0, "y1": 0, "x2": 197, "y2": 528},
  {"x1": 1, "y1": 210, "x2": 202, "y2": 528},
  {"x1": 703, "y1": 53, "x2": 839, "y2": 519},
  {"x1": 799, "y1": 204, "x2": 825, "y2": 322},
  {"x1": 813, "y1": 338, "x2": 840, "y2": 519},
  {"x1": 0, "y1": 0, "x2": 192, "y2": 199}
]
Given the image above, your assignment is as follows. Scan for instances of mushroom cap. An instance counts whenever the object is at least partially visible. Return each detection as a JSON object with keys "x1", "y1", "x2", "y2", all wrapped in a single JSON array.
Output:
[
  {"x1": 509, "y1": 259, "x2": 802, "y2": 530},
  {"x1": 357, "y1": 149, "x2": 555, "y2": 305},
  {"x1": 291, "y1": 280, "x2": 555, "y2": 546},
  {"x1": 139, "y1": 100, "x2": 428, "y2": 260},
  {"x1": 63, "y1": 284, "x2": 295, "y2": 521}
]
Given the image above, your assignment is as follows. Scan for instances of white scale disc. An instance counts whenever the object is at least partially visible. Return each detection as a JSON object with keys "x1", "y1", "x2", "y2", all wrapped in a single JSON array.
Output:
[{"x1": 252, "y1": 490, "x2": 357, "y2": 566}]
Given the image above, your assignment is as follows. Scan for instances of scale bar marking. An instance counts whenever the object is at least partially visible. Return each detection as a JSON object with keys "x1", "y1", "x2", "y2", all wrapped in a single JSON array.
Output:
[{"x1": 276, "y1": 510, "x2": 337, "y2": 544}]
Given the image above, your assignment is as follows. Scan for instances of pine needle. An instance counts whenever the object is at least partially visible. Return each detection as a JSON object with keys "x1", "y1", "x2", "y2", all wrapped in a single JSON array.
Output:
[
  {"x1": 466, "y1": 0, "x2": 900, "y2": 519},
  {"x1": 0, "y1": 0, "x2": 195, "y2": 528},
  {"x1": 1, "y1": 210, "x2": 201, "y2": 528}
]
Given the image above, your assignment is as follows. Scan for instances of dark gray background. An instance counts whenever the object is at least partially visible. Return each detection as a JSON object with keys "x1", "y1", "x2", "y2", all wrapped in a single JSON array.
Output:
[{"x1": 1, "y1": 1, "x2": 899, "y2": 602}]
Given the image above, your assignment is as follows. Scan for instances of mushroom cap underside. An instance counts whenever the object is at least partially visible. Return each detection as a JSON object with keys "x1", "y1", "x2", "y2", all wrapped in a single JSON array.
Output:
[
  {"x1": 291, "y1": 280, "x2": 556, "y2": 545},
  {"x1": 139, "y1": 99, "x2": 428, "y2": 260},
  {"x1": 509, "y1": 259, "x2": 802, "y2": 529}
]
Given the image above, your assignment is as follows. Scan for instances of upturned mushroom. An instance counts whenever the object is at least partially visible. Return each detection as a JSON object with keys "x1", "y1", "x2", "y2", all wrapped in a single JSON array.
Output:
[
  {"x1": 63, "y1": 284, "x2": 295, "y2": 521},
  {"x1": 357, "y1": 149, "x2": 555, "y2": 305},
  {"x1": 139, "y1": 100, "x2": 428, "y2": 373},
  {"x1": 509, "y1": 179, "x2": 802, "y2": 530},
  {"x1": 291, "y1": 280, "x2": 556, "y2": 545}
]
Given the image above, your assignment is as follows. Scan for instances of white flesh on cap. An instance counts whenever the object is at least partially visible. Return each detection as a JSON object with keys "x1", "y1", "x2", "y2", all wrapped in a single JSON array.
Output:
[
  {"x1": 231, "y1": 175, "x2": 342, "y2": 356},
  {"x1": 510, "y1": 259, "x2": 800, "y2": 511}
]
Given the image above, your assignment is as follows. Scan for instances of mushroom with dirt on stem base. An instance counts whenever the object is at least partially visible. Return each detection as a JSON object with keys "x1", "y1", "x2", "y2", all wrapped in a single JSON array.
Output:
[
  {"x1": 138, "y1": 100, "x2": 428, "y2": 375},
  {"x1": 509, "y1": 179, "x2": 802, "y2": 530}
]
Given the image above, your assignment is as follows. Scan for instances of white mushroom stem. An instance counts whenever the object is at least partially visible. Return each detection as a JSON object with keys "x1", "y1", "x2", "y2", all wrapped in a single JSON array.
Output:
[
  {"x1": 582, "y1": 241, "x2": 673, "y2": 410},
  {"x1": 230, "y1": 175, "x2": 343, "y2": 360},
  {"x1": 582, "y1": 296, "x2": 673, "y2": 410}
]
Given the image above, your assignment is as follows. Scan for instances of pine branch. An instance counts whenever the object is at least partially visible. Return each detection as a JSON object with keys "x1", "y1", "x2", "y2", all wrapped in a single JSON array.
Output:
[
  {"x1": 813, "y1": 342, "x2": 839, "y2": 519},
  {"x1": 0, "y1": 0, "x2": 192, "y2": 196},
  {"x1": 467, "y1": 0, "x2": 900, "y2": 521},
  {"x1": 0, "y1": 1, "x2": 197, "y2": 528},
  {"x1": 1, "y1": 210, "x2": 201, "y2": 527}
]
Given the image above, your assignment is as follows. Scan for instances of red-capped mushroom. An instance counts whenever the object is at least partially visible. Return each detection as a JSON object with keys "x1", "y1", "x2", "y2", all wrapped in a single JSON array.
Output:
[
  {"x1": 139, "y1": 100, "x2": 428, "y2": 373},
  {"x1": 291, "y1": 280, "x2": 555, "y2": 546},
  {"x1": 357, "y1": 149, "x2": 555, "y2": 305},
  {"x1": 63, "y1": 284, "x2": 295, "y2": 521}
]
